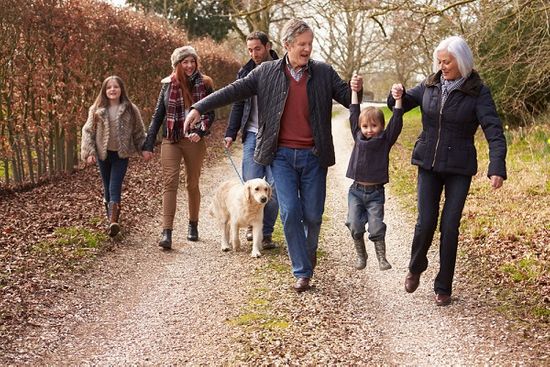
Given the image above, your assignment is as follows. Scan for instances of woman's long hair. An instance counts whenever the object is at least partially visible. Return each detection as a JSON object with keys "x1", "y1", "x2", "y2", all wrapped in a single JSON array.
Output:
[{"x1": 174, "y1": 61, "x2": 213, "y2": 108}]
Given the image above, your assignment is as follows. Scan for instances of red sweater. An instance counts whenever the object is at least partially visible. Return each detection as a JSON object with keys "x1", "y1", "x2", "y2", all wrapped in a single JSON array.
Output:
[{"x1": 278, "y1": 69, "x2": 314, "y2": 148}]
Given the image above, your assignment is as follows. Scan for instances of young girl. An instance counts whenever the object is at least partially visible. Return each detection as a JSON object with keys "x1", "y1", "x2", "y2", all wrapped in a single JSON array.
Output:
[
  {"x1": 142, "y1": 46, "x2": 215, "y2": 250},
  {"x1": 81, "y1": 76, "x2": 146, "y2": 237},
  {"x1": 345, "y1": 84, "x2": 403, "y2": 270}
]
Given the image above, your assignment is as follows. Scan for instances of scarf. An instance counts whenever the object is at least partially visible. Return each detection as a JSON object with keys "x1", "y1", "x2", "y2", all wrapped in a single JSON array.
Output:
[
  {"x1": 440, "y1": 75, "x2": 466, "y2": 111},
  {"x1": 166, "y1": 72, "x2": 208, "y2": 142}
]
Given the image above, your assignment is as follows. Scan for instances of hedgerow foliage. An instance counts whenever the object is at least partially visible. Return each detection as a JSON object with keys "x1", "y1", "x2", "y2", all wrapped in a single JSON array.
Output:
[
  {"x1": 476, "y1": 0, "x2": 550, "y2": 125},
  {"x1": 0, "y1": 0, "x2": 240, "y2": 188}
]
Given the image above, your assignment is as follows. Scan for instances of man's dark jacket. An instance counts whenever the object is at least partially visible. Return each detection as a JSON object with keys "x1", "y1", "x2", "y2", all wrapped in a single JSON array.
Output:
[
  {"x1": 387, "y1": 70, "x2": 507, "y2": 179},
  {"x1": 226, "y1": 49, "x2": 279, "y2": 142},
  {"x1": 193, "y1": 55, "x2": 355, "y2": 168}
]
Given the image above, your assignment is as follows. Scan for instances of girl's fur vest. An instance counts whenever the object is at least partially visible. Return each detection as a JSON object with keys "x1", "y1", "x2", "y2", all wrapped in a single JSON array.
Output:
[{"x1": 81, "y1": 101, "x2": 146, "y2": 161}]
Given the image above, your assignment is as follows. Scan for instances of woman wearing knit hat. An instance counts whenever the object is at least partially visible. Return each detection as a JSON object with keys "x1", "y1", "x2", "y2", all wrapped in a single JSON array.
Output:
[{"x1": 142, "y1": 46, "x2": 215, "y2": 250}]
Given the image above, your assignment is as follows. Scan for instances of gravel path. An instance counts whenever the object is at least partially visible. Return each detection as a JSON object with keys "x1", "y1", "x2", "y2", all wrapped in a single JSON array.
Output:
[{"x1": 11, "y1": 108, "x2": 544, "y2": 366}]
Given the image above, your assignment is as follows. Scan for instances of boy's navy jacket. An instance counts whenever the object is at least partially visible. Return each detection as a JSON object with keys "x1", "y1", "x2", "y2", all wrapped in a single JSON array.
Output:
[{"x1": 346, "y1": 105, "x2": 403, "y2": 184}]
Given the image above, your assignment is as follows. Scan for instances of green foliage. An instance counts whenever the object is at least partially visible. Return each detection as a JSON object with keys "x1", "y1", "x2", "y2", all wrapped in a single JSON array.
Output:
[
  {"x1": 476, "y1": 1, "x2": 550, "y2": 125},
  {"x1": 127, "y1": 0, "x2": 234, "y2": 41}
]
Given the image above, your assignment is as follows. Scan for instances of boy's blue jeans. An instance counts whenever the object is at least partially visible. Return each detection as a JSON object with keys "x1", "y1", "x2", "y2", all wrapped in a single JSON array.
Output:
[
  {"x1": 242, "y1": 131, "x2": 279, "y2": 237},
  {"x1": 346, "y1": 183, "x2": 386, "y2": 241},
  {"x1": 97, "y1": 150, "x2": 129, "y2": 204},
  {"x1": 271, "y1": 147, "x2": 327, "y2": 279}
]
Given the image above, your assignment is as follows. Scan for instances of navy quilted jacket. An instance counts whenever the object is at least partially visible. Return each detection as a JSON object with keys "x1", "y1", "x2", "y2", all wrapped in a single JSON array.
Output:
[{"x1": 387, "y1": 70, "x2": 507, "y2": 179}]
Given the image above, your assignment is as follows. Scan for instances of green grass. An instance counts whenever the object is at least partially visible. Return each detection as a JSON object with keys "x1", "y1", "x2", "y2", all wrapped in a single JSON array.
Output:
[
  {"x1": 500, "y1": 255, "x2": 544, "y2": 283},
  {"x1": 32, "y1": 226, "x2": 108, "y2": 273}
]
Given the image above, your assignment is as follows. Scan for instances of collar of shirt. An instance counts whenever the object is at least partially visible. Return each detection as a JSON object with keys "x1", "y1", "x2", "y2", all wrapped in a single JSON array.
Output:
[{"x1": 285, "y1": 55, "x2": 308, "y2": 82}]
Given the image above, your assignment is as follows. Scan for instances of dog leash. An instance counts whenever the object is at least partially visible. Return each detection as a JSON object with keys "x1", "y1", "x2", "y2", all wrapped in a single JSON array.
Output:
[{"x1": 224, "y1": 146, "x2": 245, "y2": 184}]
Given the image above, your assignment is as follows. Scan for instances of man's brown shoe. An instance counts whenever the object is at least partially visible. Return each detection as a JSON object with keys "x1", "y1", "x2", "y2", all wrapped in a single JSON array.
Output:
[
  {"x1": 293, "y1": 277, "x2": 311, "y2": 293},
  {"x1": 435, "y1": 294, "x2": 452, "y2": 306},
  {"x1": 404, "y1": 272, "x2": 421, "y2": 293}
]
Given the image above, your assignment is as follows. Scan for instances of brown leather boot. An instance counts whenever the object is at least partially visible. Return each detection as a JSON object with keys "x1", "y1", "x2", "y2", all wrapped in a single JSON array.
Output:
[{"x1": 108, "y1": 202, "x2": 120, "y2": 237}]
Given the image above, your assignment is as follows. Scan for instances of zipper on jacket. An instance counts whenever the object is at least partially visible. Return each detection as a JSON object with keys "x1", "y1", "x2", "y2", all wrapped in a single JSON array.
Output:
[
  {"x1": 432, "y1": 95, "x2": 443, "y2": 168},
  {"x1": 273, "y1": 75, "x2": 290, "y2": 157}
]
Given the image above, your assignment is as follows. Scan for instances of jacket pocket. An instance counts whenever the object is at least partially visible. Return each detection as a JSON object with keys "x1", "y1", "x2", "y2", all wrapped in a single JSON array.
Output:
[
  {"x1": 411, "y1": 138, "x2": 427, "y2": 164},
  {"x1": 446, "y1": 145, "x2": 472, "y2": 170}
]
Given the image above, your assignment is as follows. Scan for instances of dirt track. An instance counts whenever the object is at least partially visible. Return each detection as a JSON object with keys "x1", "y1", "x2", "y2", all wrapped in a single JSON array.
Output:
[{"x1": 6, "y1": 107, "x2": 545, "y2": 366}]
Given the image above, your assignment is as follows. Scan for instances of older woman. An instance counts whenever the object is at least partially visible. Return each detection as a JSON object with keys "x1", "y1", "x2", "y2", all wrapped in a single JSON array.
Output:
[{"x1": 387, "y1": 36, "x2": 507, "y2": 306}]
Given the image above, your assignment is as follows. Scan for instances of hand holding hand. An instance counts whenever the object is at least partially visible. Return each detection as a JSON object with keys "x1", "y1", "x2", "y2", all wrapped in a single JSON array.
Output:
[
  {"x1": 391, "y1": 83, "x2": 404, "y2": 100},
  {"x1": 351, "y1": 74, "x2": 363, "y2": 92},
  {"x1": 490, "y1": 175, "x2": 504, "y2": 189},
  {"x1": 184, "y1": 109, "x2": 201, "y2": 134},
  {"x1": 142, "y1": 151, "x2": 153, "y2": 161},
  {"x1": 86, "y1": 156, "x2": 96, "y2": 165},
  {"x1": 224, "y1": 137, "x2": 233, "y2": 149},
  {"x1": 187, "y1": 133, "x2": 201, "y2": 143}
]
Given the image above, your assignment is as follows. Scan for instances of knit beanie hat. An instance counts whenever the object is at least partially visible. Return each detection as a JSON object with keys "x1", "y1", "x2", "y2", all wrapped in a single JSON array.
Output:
[{"x1": 171, "y1": 46, "x2": 199, "y2": 69}]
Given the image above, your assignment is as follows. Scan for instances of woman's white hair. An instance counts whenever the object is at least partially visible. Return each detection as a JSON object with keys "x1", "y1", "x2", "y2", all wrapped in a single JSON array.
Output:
[
  {"x1": 281, "y1": 19, "x2": 313, "y2": 46},
  {"x1": 433, "y1": 36, "x2": 474, "y2": 78}
]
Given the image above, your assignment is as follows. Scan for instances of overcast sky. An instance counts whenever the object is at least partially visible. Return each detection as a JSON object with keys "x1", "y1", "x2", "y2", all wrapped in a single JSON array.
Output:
[{"x1": 105, "y1": 0, "x2": 126, "y2": 6}]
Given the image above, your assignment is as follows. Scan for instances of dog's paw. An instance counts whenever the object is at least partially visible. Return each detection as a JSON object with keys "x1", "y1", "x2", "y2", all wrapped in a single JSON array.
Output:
[
  {"x1": 250, "y1": 250, "x2": 262, "y2": 258},
  {"x1": 221, "y1": 244, "x2": 231, "y2": 252},
  {"x1": 233, "y1": 240, "x2": 241, "y2": 252}
]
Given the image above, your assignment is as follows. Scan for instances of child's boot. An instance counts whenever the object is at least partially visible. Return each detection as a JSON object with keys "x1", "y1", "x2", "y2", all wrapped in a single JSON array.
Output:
[
  {"x1": 354, "y1": 237, "x2": 367, "y2": 270},
  {"x1": 374, "y1": 240, "x2": 392, "y2": 270},
  {"x1": 108, "y1": 202, "x2": 121, "y2": 237}
]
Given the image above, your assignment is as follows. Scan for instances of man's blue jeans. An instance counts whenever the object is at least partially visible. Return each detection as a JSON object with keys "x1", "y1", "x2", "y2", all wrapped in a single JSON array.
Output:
[
  {"x1": 242, "y1": 131, "x2": 278, "y2": 237},
  {"x1": 271, "y1": 147, "x2": 327, "y2": 279},
  {"x1": 97, "y1": 150, "x2": 129, "y2": 204},
  {"x1": 346, "y1": 183, "x2": 386, "y2": 241},
  {"x1": 410, "y1": 167, "x2": 472, "y2": 296}
]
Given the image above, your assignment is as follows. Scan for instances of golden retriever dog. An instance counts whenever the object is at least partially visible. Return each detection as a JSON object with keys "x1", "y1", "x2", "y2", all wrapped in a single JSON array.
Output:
[{"x1": 209, "y1": 178, "x2": 272, "y2": 257}]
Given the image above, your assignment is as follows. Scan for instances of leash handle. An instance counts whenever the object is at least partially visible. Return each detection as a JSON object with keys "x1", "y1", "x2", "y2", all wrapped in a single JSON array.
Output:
[{"x1": 224, "y1": 145, "x2": 245, "y2": 184}]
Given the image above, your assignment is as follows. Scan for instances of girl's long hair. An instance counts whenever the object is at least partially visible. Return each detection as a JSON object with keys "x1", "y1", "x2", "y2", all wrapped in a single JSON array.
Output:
[{"x1": 91, "y1": 76, "x2": 135, "y2": 124}]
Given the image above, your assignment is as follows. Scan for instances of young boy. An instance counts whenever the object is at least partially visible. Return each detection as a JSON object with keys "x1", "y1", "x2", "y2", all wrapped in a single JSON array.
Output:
[{"x1": 345, "y1": 83, "x2": 403, "y2": 270}]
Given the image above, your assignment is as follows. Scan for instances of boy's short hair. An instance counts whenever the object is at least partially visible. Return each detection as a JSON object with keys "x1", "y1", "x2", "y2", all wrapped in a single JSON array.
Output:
[{"x1": 359, "y1": 107, "x2": 385, "y2": 128}]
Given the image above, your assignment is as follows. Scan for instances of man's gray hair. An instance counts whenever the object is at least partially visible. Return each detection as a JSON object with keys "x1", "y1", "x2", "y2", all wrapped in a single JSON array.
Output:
[
  {"x1": 433, "y1": 36, "x2": 474, "y2": 78},
  {"x1": 281, "y1": 19, "x2": 313, "y2": 46}
]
